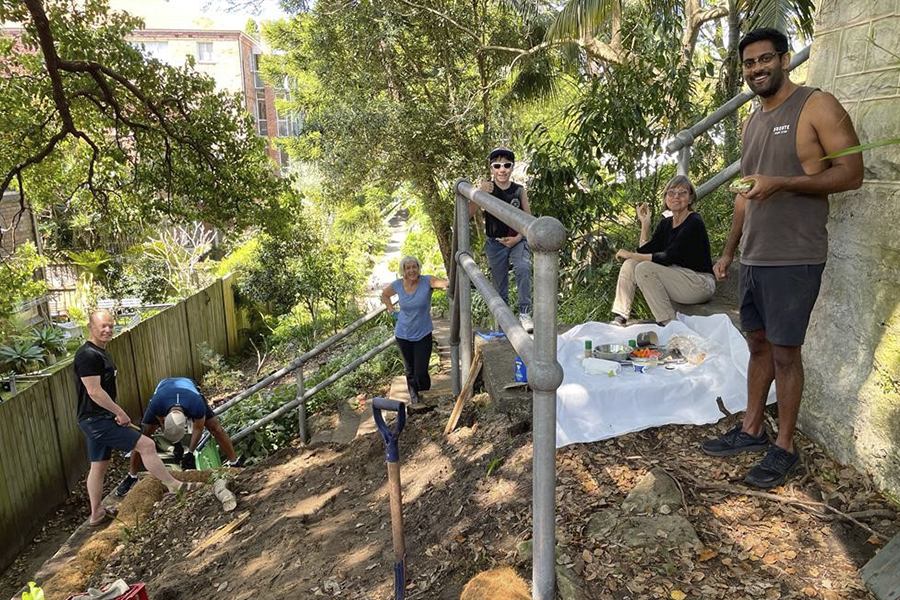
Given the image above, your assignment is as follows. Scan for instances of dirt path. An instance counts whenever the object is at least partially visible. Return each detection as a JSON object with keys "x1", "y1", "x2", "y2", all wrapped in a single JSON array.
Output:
[
  {"x1": 72, "y1": 389, "x2": 898, "y2": 600},
  {"x1": 364, "y1": 207, "x2": 410, "y2": 311}
]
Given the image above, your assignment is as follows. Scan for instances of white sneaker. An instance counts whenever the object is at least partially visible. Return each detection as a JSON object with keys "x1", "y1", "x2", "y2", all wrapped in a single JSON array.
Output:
[{"x1": 519, "y1": 313, "x2": 534, "y2": 333}]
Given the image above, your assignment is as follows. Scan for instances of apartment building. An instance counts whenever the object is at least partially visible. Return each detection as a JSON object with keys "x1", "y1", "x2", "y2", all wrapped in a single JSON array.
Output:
[{"x1": 111, "y1": 0, "x2": 297, "y2": 172}]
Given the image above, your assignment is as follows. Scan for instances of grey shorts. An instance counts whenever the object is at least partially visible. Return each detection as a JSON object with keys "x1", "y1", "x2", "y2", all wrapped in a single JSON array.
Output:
[{"x1": 739, "y1": 263, "x2": 825, "y2": 346}]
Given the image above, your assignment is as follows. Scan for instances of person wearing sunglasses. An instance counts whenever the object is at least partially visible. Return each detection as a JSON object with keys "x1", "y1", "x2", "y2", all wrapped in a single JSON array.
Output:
[
  {"x1": 471, "y1": 147, "x2": 533, "y2": 332},
  {"x1": 610, "y1": 175, "x2": 715, "y2": 327},
  {"x1": 702, "y1": 28, "x2": 863, "y2": 489}
]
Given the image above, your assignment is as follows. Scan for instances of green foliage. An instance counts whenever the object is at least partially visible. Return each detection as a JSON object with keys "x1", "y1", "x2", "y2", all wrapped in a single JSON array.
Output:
[
  {"x1": 198, "y1": 341, "x2": 243, "y2": 396},
  {"x1": 67, "y1": 249, "x2": 111, "y2": 280},
  {"x1": 0, "y1": 0, "x2": 289, "y2": 251},
  {"x1": 0, "y1": 339, "x2": 46, "y2": 374},
  {"x1": 30, "y1": 325, "x2": 68, "y2": 357},
  {"x1": 0, "y1": 243, "x2": 49, "y2": 322}
]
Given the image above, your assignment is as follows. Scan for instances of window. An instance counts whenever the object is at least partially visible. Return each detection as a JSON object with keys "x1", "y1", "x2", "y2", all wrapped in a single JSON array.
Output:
[
  {"x1": 251, "y1": 53, "x2": 265, "y2": 89},
  {"x1": 138, "y1": 41, "x2": 170, "y2": 63},
  {"x1": 197, "y1": 42, "x2": 213, "y2": 62},
  {"x1": 256, "y1": 91, "x2": 268, "y2": 137}
]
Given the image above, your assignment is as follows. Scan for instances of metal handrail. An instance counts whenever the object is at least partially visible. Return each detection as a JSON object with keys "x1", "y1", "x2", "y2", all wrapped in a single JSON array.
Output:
[
  {"x1": 451, "y1": 178, "x2": 565, "y2": 600},
  {"x1": 666, "y1": 45, "x2": 811, "y2": 154},
  {"x1": 213, "y1": 303, "x2": 389, "y2": 417},
  {"x1": 231, "y1": 335, "x2": 396, "y2": 443}
]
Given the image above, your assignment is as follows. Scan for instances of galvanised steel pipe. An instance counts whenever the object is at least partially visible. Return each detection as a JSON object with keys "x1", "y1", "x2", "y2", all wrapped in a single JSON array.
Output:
[
  {"x1": 697, "y1": 159, "x2": 741, "y2": 200},
  {"x1": 232, "y1": 336, "x2": 397, "y2": 442},
  {"x1": 456, "y1": 179, "x2": 536, "y2": 236},
  {"x1": 526, "y1": 216, "x2": 566, "y2": 600},
  {"x1": 455, "y1": 183, "x2": 473, "y2": 386},
  {"x1": 214, "y1": 303, "x2": 388, "y2": 416},
  {"x1": 456, "y1": 251, "x2": 534, "y2": 367},
  {"x1": 666, "y1": 45, "x2": 811, "y2": 154},
  {"x1": 449, "y1": 226, "x2": 462, "y2": 397}
]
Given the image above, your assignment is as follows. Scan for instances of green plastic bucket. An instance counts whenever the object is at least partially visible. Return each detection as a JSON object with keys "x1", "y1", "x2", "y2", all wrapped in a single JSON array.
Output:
[{"x1": 195, "y1": 437, "x2": 222, "y2": 470}]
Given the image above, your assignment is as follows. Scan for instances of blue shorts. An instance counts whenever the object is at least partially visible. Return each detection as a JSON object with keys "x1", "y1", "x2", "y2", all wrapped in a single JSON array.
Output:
[{"x1": 78, "y1": 415, "x2": 142, "y2": 462}]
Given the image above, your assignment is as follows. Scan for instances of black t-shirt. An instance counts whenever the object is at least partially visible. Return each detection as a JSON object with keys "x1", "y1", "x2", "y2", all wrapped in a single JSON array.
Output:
[
  {"x1": 484, "y1": 182, "x2": 524, "y2": 239},
  {"x1": 73, "y1": 341, "x2": 118, "y2": 422},
  {"x1": 637, "y1": 212, "x2": 714, "y2": 275}
]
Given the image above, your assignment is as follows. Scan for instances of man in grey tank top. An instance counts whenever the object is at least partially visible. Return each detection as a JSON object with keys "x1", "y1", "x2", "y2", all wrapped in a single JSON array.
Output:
[{"x1": 702, "y1": 28, "x2": 863, "y2": 488}]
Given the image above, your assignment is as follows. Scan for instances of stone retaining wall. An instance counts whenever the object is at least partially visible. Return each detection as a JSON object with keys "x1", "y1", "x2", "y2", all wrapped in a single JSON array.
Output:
[{"x1": 802, "y1": 0, "x2": 900, "y2": 500}]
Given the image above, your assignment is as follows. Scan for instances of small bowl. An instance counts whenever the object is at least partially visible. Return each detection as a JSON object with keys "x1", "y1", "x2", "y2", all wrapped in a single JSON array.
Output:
[{"x1": 593, "y1": 344, "x2": 633, "y2": 362}]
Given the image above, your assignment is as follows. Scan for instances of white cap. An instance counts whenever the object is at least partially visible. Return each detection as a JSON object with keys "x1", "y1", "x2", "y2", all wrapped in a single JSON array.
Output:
[{"x1": 163, "y1": 409, "x2": 187, "y2": 442}]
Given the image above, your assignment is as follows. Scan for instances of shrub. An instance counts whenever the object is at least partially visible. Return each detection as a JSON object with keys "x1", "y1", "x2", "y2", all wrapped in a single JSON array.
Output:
[{"x1": 198, "y1": 342, "x2": 243, "y2": 396}]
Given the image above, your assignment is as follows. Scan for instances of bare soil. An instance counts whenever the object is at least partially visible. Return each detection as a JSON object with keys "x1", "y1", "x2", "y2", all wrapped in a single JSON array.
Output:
[{"x1": 75, "y1": 395, "x2": 898, "y2": 600}]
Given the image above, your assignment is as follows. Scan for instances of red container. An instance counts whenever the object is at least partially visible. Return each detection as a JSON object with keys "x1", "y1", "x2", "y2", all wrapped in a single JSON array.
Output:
[{"x1": 65, "y1": 583, "x2": 148, "y2": 600}]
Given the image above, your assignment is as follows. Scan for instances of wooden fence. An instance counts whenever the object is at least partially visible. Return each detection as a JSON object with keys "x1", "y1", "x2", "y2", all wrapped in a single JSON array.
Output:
[{"x1": 0, "y1": 274, "x2": 243, "y2": 573}]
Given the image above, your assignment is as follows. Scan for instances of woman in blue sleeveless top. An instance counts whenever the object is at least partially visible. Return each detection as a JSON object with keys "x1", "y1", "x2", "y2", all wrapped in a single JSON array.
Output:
[{"x1": 381, "y1": 256, "x2": 448, "y2": 403}]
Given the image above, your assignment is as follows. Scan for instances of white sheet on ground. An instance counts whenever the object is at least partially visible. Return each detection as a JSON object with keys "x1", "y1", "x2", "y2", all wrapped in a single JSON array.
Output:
[{"x1": 556, "y1": 313, "x2": 775, "y2": 448}]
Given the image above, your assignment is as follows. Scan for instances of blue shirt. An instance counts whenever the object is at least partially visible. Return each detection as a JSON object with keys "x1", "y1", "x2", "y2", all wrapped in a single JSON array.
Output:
[
  {"x1": 392, "y1": 275, "x2": 433, "y2": 342},
  {"x1": 142, "y1": 377, "x2": 207, "y2": 424}
]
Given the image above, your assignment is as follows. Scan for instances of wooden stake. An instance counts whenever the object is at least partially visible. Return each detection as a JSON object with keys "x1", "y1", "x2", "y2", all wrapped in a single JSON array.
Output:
[{"x1": 445, "y1": 347, "x2": 483, "y2": 435}]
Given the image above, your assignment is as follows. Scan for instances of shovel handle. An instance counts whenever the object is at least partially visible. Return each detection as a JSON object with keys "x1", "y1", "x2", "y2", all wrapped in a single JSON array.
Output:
[{"x1": 372, "y1": 397, "x2": 406, "y2": 463}]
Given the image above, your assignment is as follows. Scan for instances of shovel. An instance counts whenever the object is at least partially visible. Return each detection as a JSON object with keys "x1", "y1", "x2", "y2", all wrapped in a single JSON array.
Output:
[{"x1": 372, "y1": 397, "x2": 407, "y2": 600}]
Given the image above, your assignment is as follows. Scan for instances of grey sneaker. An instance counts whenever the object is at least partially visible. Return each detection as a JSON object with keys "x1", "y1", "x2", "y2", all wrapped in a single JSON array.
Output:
[
  {"x1": 519, "y1": 313, "x2": 534, "y2": 333},
  {"x1": 701, "y1": 425, "x2": 770, "y2": 457}
]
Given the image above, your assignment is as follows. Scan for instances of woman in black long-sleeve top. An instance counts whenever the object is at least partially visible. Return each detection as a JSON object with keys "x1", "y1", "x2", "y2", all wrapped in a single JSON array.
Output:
[{"x1": 610, "y1": 175, "x2": 715, "y2": 325}]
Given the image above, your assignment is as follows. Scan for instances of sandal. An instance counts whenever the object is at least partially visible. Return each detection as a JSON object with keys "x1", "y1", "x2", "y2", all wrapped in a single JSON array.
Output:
[
  {"x1": 165, "y1": 481, "x2": 202, "y2": 496},
  {"x1": 88, "y1": 507, "x2": 118, "y2": 527}
]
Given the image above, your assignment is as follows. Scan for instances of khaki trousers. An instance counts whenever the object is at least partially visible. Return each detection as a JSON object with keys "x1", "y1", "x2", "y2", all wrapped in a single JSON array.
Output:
[{"x1": 612, "y1": 259, "x2": 715, "y2": 322}]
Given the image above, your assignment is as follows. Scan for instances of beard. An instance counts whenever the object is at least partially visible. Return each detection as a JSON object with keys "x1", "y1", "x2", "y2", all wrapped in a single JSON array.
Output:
[{"x1": 746, "y1": 67, "x2": 785, "y2": 97}]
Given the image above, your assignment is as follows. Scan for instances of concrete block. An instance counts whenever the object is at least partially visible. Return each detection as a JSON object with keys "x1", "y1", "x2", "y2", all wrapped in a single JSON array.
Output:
[{"x1": 838, "y1": 23, "x2": 873, "y2": 76}]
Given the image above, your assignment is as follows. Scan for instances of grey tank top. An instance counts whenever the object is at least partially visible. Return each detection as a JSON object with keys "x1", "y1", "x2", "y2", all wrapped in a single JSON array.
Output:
[{"x1": 740, "y1": 86, "x2": 827, "y2": 266}]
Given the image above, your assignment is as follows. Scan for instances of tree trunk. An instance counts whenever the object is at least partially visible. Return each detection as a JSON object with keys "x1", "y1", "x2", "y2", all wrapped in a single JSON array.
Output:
[{"x1": 722, "y1": 9, "x2": 743, "y2": 165}]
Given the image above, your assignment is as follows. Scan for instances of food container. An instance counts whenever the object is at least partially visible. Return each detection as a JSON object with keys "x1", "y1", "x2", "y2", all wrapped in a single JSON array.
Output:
[
  {"x1": 592, "y1": 344, "x2": 632, "y2": 362},
  {"x1": 636, "y1": 331, "x2": 658, "y2": 347}
]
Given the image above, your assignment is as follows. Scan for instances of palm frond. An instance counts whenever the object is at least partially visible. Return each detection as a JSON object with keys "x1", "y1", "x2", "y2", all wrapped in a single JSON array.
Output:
[
  {"x1": 747, "y1": 0, "x2": 816, "y2": 39},
  {"x1": 546, "y1": 0, "x2": 617, "y2": 42}
]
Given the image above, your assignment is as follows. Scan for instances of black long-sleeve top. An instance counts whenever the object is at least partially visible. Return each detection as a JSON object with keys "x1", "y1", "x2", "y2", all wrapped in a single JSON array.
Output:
[{"x1": 637, "y1": 212, "x2": 713, "y2": 274}]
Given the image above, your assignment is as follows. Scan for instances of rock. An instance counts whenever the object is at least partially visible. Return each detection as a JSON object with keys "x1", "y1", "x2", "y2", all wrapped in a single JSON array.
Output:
[
  {"x1": 620, "y1": 515, "x2": 699, "y2": 549},
  {"x1": 555, "y1": 565, "x2": 587, "y2": 600},
  {"x1": 622, "y1": 468, "x2": 682, "y2": 513},
  {"x1": 585, "y1": 509, "x2": 620, "y2": 539},
  {"x1": 516, "y1": 539, "x2": 532, "y2": 563}
]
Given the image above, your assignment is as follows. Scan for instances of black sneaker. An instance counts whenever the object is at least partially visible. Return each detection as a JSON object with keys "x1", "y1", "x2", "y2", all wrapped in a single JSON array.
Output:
[
  {"x1": 115, "y1": 474, "x2": 139, "y2": 497},
  {"x1": 610, "y1": 315, "x2": 627, "y2": 327},
  {"x1": 224, "y1": 455, "x2": 245, "y2": 468},
  {"x1": 744, "y1": 445, "x2": 799, "y2": 488},
  {"x1": 700, "y1": 425, "x2": 770, "y2": 457}
]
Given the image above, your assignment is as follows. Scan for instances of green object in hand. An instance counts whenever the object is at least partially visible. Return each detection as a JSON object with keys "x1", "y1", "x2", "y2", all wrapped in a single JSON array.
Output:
[
  {"x1": 728, "y1": 178, "x2": 754, "y2": 194},
  {"x1": 390, "y1": 310, "x2": 399, "y2": 321}
]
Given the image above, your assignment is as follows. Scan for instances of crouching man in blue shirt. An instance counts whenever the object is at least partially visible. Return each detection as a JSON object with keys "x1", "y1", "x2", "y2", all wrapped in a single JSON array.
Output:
[{"x1": 115, "y1": 377, "x2": 241, "y2": 496}]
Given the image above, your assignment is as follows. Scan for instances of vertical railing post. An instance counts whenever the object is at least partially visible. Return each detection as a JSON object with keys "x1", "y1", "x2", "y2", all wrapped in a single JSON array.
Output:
[
  {"x1": 527, "y1": 218, "x2": 566, "y2": 600},
  {"x1": 454, "y1": 181, "x2": 473, "y2": 385},
  {"x1": 449, "y1": 222, "x2": 461, "y2": 398},
  {"x1": 677, "y1": 146, "x2": 691, "y2": 176},
  {"x1": 296, "y1": 366, "x2": 308, "y2": 444}
]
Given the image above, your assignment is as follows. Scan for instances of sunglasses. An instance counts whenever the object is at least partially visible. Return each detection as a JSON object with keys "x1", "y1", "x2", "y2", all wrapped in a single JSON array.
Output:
[{"x1": 491, "y1": 162, "x2": 513, "y2": 170}]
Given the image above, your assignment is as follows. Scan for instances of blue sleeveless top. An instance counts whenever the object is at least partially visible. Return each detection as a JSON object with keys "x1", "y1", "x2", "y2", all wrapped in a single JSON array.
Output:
[{"x1": 392, "y1": 275, "x2": 433, "y2": 342}]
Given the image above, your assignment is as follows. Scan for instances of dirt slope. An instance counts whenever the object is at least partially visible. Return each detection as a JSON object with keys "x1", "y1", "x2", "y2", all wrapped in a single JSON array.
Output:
[{"x1": 86, "y1": 397, "x2": 899, "y2": 600}]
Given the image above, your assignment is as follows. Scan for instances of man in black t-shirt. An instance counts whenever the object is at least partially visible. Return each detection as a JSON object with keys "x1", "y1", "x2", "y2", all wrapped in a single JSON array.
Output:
[
  {"x1": 74, "y1": 310, "x2": 197, "y2": 526},
  {"x1": 469, "y1": 147, "x2": 533, "y2": 332}
]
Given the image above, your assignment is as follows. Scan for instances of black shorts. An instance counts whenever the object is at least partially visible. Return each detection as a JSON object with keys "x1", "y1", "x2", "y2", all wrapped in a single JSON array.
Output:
[
  {"x1": 78, "y1": 415, "x2": 142, "y2": 462},
  {"x1": 739, "y1": 263, "x2": 825, "y2": 346}
]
